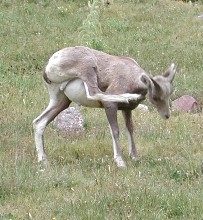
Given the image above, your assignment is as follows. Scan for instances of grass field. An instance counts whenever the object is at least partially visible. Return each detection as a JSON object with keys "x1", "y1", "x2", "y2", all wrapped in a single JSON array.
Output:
[{"x1": 1, "y1": 0, "x2": 203, "y2": 219}]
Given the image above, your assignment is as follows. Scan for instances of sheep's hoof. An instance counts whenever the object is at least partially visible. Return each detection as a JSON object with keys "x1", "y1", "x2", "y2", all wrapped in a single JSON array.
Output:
[
  {"x1": 131, "y1": 155, "x2": 141, "y2": 162},
  {"x1": 38, "y1": 158, "x2": 49, "y2": 170},
  {"x1": 115, "y1": 157, "x2": 127, "y2": 168}
]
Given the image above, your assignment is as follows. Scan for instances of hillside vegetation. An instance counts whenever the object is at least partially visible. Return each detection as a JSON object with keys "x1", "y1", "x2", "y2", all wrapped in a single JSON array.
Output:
[{"x1": 0, "y1": 0, "x2": 203, "y2": 219}]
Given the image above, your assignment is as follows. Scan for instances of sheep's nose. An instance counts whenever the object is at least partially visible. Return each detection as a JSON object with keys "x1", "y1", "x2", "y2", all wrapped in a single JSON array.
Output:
[{"x1": 165, "y1": 114, "x2": 170, "y2": 119}]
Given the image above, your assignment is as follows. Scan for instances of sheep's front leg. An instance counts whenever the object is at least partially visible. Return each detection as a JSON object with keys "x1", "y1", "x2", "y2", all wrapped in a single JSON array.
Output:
[
  {"x1": 122, "y1": 110, "x2": 140, "y2": 161},
  {"x1": 104, "y1": 103, "x2": 126, "y2": 168}
]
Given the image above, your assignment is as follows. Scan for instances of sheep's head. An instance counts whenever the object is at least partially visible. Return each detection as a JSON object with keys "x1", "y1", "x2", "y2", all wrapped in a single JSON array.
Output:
[{"x1": 141, "y1": 63, "x2": 176, "y2": 119}]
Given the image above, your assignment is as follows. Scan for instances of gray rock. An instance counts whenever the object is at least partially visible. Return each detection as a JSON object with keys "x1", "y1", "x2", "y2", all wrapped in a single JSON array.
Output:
[
  {"x1": 172, "y1": 95, "x2": 198, "y2": 113},
  {"x1": 53, "y1": 107, "x2": 84, "y2": 133}
]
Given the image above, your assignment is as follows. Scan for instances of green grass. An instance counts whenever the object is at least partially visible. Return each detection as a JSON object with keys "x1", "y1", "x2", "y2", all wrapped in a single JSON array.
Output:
[{"x1": 1, "y1": 0, "x2": 203, "y2": 219}]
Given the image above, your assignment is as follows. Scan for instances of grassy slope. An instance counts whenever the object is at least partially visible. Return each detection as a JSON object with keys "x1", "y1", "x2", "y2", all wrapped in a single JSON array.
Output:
[{"x1": 0, "y1": 0, "x2": 203, "y2": 219}]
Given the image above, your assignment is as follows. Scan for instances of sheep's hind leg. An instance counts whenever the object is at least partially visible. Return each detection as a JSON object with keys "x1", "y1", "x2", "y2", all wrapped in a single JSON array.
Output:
[
  {"x1": 82, "y1": 66, "x2": 130, "y2": 103},
  {"x1": 33, "y1": 86, "x2": 71, "y2": 167}
]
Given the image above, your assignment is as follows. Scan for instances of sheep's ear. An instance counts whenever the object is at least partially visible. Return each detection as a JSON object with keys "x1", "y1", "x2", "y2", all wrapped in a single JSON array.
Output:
[
  {"x1": 163, "y1": 63, "x2": 177, "y2": 83},
  {"x1": 141, "y1": 74, "x2": 161, "y2": 90},
  {"x1": 151, "y1": 77, "x2": 161, "y2": 93},
  {"x1": 141, "y1": 75, "x2": 152, "y2": 88},
  {"x1": 141, "y1": 74, "x2": 161, "y2": 96}
]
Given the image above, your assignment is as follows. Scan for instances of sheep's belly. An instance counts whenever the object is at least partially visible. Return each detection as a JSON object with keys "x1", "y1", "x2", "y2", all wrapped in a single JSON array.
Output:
[{"x1": 64, "y1": 78, "x2": 101, "y2": 108}]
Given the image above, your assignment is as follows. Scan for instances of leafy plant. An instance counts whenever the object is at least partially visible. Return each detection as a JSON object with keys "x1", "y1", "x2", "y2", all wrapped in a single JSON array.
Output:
[{"x1": 78, "y1": 0, "x2": 105, "y2": 50}]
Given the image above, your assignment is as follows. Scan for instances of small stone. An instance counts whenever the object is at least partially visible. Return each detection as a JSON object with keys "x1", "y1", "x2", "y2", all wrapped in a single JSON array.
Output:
[
  {"x1": 198, "y1": 15, "x2": 203, "y2": 20},
  {"x1": 172, "y1": 95, "x2": 198, "y2": 113},
  {"x1": 53, "y1": 107, "x2": 84, "y2": 133},
  {"x1": 137, "y1": 104, "x2": 149, "y2": 112}
]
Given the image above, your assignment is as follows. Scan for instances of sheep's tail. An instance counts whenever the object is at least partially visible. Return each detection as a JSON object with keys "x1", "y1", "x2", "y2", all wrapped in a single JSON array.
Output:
[{"x1": 43, "y1": 71, "x2": 51, "y2": 84}]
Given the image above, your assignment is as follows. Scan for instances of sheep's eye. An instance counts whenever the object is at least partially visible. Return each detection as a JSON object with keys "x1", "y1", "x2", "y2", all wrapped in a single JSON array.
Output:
[{"x1": 153, "y1": 97, "x2": 159, "y2": 101}]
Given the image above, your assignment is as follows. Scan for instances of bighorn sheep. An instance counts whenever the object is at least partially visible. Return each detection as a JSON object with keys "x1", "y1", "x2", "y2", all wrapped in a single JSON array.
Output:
[{"x1": 33, "y1": 46, "x2": 176, "y2": 168}]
